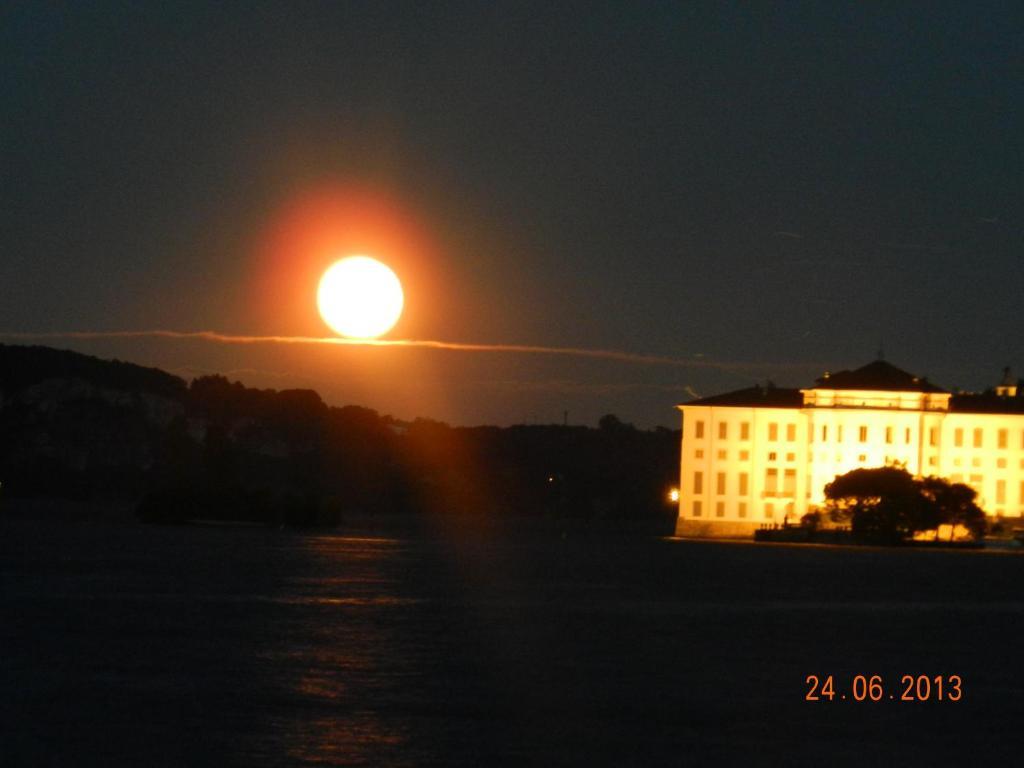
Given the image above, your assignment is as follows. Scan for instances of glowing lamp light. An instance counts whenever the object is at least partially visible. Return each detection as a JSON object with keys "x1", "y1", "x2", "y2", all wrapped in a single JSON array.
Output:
[{"x1": 668, "y1": 488, "x2": 680, "y2": 503}]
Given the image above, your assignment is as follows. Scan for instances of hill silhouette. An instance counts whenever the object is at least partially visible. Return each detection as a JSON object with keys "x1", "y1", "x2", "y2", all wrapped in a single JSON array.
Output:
[
  {"x1": 0, "y1": 344, "x2": 679, "y2": 529},
  {"x1": 0, "y1": 344, "x2": 187, "y2": 397}
]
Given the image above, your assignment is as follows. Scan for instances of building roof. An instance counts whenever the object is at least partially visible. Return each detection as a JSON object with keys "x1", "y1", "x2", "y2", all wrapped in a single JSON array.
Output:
[
  {"x1": 679, "y1": 384, "x2": 803, "y2": 409},
  {"x1": 679, "y1": 361, "x2": 1024, "y2": 412},
  {"x1": 950, "y1": 392, "x2": 1024, "y2": 414},
  {"x1": 812, "y1": 360, "x2": 947, "y2": 393},
  {"x1": 679, "y1": 360, "x2": 953, "y2": 409}
]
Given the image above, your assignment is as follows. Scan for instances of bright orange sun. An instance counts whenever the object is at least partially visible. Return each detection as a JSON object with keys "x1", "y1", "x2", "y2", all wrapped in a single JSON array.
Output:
[{"x1": 317, "y1": 256, "x2": 404, "y2": 339}]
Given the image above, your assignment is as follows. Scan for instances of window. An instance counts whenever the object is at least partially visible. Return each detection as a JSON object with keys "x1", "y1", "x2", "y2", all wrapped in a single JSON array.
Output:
[
  {"x1": 739, "y1": 450, "x2": 749, "y2": 461},
  {"x1": 738, "y1": 502, "x2": 747, "y2": 518},
  {"x1": 954, "y1": 458, "x2": 962, "y2": 467},
  {"x1": 885, "y1": 426, "x2": 893, "y2": 444},
  {"x1": 785, "y1": 452, "x2": 795, "y2": 462},
  {"x1": 693, "y1": 501, "x2": 702, "y2": 517},
  {"x1": 954, "y1": 428, "x2": 963, "y2": 447},
  {"x1": 973, "y1": 428, "x2": 983, "y2": 448},
  {"x1": 838, "y1": 426, "x2": 844, "y2": 442},
  {"x1": 999, "y1": 429, "x2": 1008, "y2": 449},
  {"x1": 859, "y1": 426, "x2": 868, "y2": 442},
  {"x1": 768, "y1": 423, "x2": 778, "y2": 441},
  {"x1": 693, "y1": 471, "x2": 703, "y2": 494},
  {"x1": 786, "y1": 424, "x2": 796, "y2": 442},
  {"x1": 997, "y1": 480, "x2": 1006, "y2": 505},
  {"x1": 695, "y1": 449, "x2": 704, "y2": 459},
  {"x1": 929, "y1": 427, "x2": 938, "y2": 447},
  {"x1": 695, "y1": 420, "x2": 705, "y2": 439},
  {"x1": 715, "y1": 501, "x2": 725, "y2": 517},
  {"x1": 765, "y1": 468, "x2": 778, "y2": 495},
  {"x1": 822, "y1": 425, "x2": 828, "y2": 441},
  {"x1": 905, "y1": 428, "x2": 911, "y2": 444},
  {"x1": 998, "y1": 458, "x2": 1007, "y2": 469},
  {"x1": 928, "y1": 456, "x2": 937, "y2": 467},
  {"x1": 717, "y1": 450, "x2": 727, "y2": 460},
  {"x1": 972, "y1": 457, "x2": 981, "y2": 468},
  {"x1": 716, "y1": 472, "x2": 726, "y2": 495},
  {"x1": 718, "y1": 422, "x2": 728, "y2": 440},
  {"x1": 764, "y1": 503, "x2": 774, "y2": 520},
  {"x1": 740, "y1": 422, "x2": 750, "y2": 440},
  {"x1": 739, "y1": 472, "x2": 749, "y2": 495},
  {"x1": 768, "y1": 452, "x2": 777, "y2": 461},
  {"x1": 783, "y1": 469, "x2": 796, "y2": 496},
  {"x1": 858, "y1": 454, "x2": 867, "y2": 463}
]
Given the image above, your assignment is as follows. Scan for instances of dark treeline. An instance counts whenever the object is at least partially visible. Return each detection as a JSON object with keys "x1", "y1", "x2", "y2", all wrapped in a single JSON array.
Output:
[{"x1": 0, "y1": 345, "x2": 679, "y2": 528}]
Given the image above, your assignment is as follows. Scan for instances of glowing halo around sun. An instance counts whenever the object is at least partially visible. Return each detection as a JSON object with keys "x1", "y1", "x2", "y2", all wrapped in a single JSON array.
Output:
[{"x1": 317, "y1": 256, "x2": 404, "y2": 339}]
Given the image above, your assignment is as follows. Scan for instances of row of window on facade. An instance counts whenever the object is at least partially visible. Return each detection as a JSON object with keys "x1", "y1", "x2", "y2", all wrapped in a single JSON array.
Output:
[
  {"x1": 690, "y1": 471, "x2": 1024, "y2": 507},
  {"x1": 696, "y1": 450, "x2": 1024, "y2": 472},
  {"x1": 693, "y1": 420, "x2": 1024, "y2": 449},
  {"x1": 690, "y1": 500, "x2": 795, "y2": 520},
  {"x1": 949, "y1": 475, "x2": 1019, "y2": 506},
  {"x1": 691, "y1": 469, "x2": 797, "y2": 497}
]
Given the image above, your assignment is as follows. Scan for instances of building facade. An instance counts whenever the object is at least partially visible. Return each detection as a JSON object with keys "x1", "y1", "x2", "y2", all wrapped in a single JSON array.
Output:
[{"x1": 676, "y1": 360, "x2": 1024, "y2": 537}]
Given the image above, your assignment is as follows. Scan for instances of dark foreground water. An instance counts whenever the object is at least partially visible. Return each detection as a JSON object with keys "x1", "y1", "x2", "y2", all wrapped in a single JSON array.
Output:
[{"x1": 3, "y1": 517, "x2": 1024, "y2": 766}]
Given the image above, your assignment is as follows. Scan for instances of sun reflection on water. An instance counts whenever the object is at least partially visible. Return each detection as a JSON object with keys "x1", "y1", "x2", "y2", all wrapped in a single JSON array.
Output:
[{"x1": 260, "y1": 534, "x2": 423, "y2": 765}]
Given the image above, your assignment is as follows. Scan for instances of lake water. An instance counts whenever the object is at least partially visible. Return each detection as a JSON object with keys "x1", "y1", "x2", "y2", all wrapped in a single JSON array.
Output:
[{"x1": 3, "y1": 517, "x2": 1024, "y2": 765}]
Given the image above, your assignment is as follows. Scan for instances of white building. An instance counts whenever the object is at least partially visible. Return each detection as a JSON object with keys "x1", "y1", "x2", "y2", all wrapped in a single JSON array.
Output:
[{"x1": 676, "y1": 360, "x2": 1024, "y2": 538}]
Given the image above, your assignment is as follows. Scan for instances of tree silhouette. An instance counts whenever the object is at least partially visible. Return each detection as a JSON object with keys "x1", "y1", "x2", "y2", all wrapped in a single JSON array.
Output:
[
  {"x1": 1, "y1": 344, "x2": 681, "y2": 528},
  {"x1": 825, "y1": 467, "x2": 986, "y2": 543}
]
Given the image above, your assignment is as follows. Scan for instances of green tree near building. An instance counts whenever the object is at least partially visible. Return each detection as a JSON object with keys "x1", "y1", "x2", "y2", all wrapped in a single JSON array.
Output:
[{"x1": 825, "y1": 466, "x2": 986, "y2": 543}]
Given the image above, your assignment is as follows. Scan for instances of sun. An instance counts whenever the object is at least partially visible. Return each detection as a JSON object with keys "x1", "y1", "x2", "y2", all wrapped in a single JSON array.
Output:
[{"x1": 317, "y1": 256, "x2": 404, "y2": 339}]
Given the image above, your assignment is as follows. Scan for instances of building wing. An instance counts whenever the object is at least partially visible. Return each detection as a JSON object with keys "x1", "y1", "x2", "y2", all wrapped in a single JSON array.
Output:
[{"x1": 675, "y1": 360, "x2": 1024, "y2": 538}]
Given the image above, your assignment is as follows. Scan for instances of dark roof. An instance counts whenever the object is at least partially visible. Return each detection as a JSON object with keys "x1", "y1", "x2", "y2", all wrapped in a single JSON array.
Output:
[
  {"x1": 680, "y1": 385, "x2": 803, "y2": 409},
  {"x1": 812, "y1": 360, "x2": 947, "y2": 393},
  {"x1": 950, "y1": 392, "x2": 1024, "y2": 415},
  {"x1": 679, "y1": 360, "x2": 952, "y2": 409}
]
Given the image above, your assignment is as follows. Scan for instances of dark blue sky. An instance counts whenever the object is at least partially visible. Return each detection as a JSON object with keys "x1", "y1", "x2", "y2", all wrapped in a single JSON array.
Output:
[{"x1": 3, "y1": 2, "x2": 1022, "y2": 426}]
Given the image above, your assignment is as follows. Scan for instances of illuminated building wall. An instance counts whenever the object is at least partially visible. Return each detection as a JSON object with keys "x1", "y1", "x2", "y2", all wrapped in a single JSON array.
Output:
[{"x1": 676, "y1": 361, "x2": 1024, "y2": 538}]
